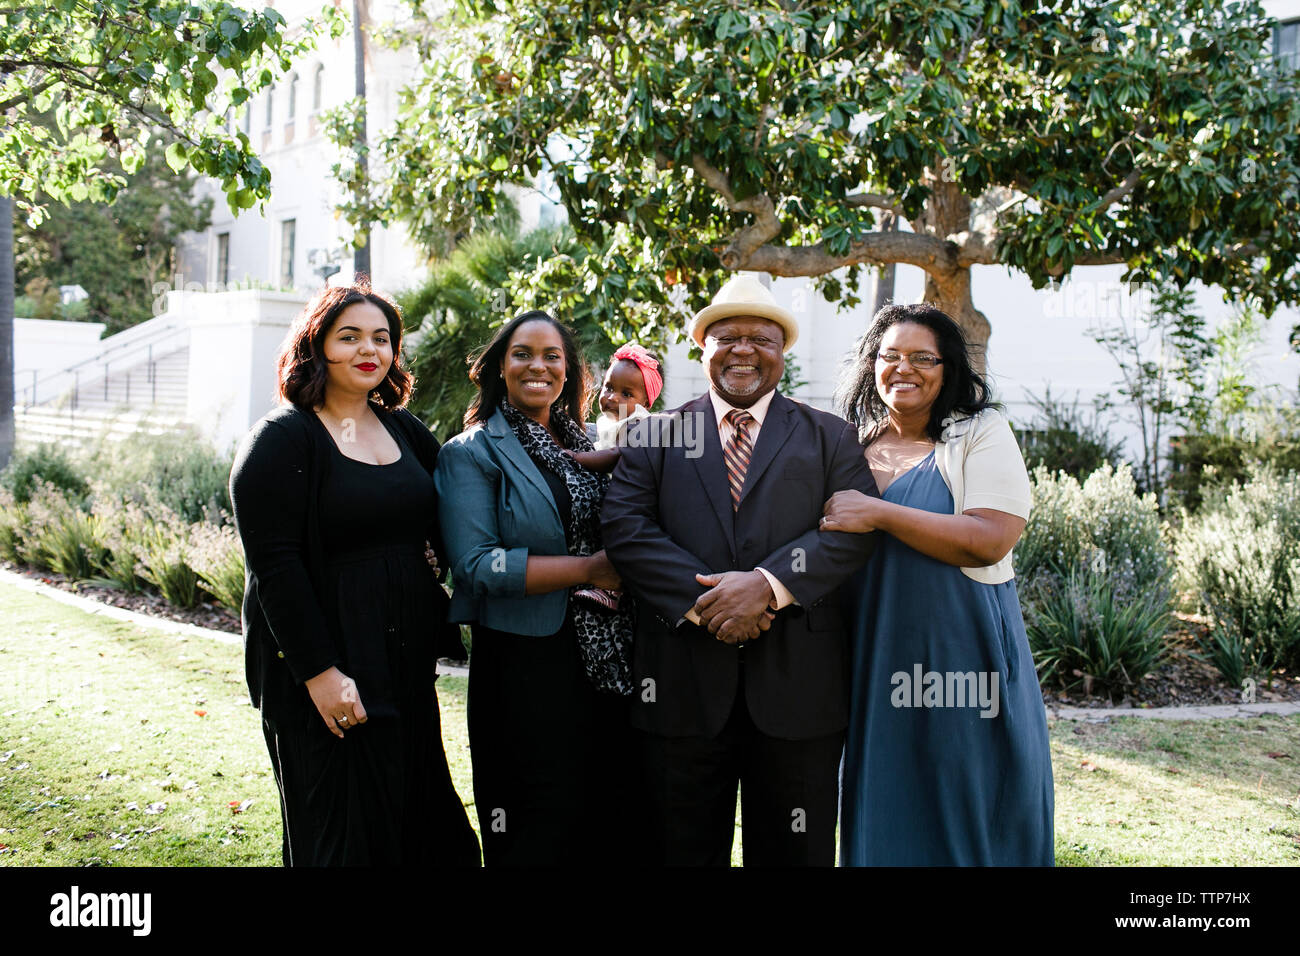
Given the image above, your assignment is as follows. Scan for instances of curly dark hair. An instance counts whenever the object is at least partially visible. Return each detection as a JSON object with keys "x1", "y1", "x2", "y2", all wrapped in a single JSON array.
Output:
[
  {"x1": 276, "y1": 283, "x2": 413, "y2": 410},
  {"x1": 837, "y1": 303, "x2": 997, "y2": 444},
  {"x1": 464, "y1": 310, "x2": 591, "y2": 427}
]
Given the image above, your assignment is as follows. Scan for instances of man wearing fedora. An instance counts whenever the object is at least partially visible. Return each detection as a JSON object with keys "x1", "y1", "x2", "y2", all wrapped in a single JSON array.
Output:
[{"x1": 602, "y1": 273, "x2": 880, "y2": 866}]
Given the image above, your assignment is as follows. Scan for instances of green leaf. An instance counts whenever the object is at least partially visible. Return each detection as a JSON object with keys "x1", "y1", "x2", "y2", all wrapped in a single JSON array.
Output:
[{"x1": 165, "y1": 142, "x2": 188, "y2": 174}]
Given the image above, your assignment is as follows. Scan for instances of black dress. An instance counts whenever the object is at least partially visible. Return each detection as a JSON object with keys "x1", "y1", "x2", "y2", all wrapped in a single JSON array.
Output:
[
  {"x1": 237, "y1": 407, "x2": 479, "y2": 867},
  {"x1": 469, "y1": 467, "x2": 641, "y2": 866}
]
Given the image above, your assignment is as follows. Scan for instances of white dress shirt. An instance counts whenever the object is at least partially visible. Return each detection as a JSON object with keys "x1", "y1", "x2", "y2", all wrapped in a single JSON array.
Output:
[{"x1": 683, "y1": 389, "x2": 799, "y2": 624}]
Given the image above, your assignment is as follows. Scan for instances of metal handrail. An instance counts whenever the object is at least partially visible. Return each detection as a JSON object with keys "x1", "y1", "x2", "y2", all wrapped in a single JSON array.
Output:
[{"x1": 18, "y1": 319, "x2": 190, "y2": 409}]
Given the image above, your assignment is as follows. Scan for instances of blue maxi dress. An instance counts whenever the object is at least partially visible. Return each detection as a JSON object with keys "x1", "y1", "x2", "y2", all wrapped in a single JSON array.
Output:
[{"x1": 840, "y1": 452, "x2": 1055, "y2": 866}]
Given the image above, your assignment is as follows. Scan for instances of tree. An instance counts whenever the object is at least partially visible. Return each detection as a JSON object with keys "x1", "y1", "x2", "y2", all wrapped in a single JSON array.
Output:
[
  {"x1": 0, "y1": 0, "x2": 342, "y2": 468},
  {"x1": 353, "y1": 0, "x2": 1300, "y2": 357},
  {"x1": 401, "y1": 224, "x2": 630, "y2": 437},
  {"x1": 0, "y1": 197, "x2": 13, "y2": 469},
  {"x1": 16, "y1": 139, "x2": 213, "y2": 333},
  {"x1": 351, "y1": 0, "x2": 375, "y2": 280}
]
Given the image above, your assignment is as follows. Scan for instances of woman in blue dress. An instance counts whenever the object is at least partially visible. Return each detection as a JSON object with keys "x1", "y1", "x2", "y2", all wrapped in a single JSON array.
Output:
[{"x1": 820, "y1": 304, "x2": 1054, "y2": 866}]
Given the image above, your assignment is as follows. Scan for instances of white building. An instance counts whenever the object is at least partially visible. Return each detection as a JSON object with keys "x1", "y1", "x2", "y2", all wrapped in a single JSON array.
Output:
[{"x1": 175, "y1": 0, "x2": 427, "y2": 297}]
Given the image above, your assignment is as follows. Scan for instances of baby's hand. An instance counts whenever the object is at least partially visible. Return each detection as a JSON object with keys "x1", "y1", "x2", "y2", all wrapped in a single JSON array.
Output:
[{"x1": 565, "y1": 448, "x2": 622, "y2": 473}]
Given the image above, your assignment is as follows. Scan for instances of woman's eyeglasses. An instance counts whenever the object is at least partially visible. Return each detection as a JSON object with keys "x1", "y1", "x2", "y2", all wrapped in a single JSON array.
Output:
[{"x1": 876, "y1": 350, "x2": 943, "y2": 370}]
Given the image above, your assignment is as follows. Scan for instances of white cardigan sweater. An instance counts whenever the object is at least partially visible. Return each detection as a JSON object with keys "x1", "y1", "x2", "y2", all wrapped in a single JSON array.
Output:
[{"x1": 932, "y1": 408, "x2": 1032, "y2": 584}]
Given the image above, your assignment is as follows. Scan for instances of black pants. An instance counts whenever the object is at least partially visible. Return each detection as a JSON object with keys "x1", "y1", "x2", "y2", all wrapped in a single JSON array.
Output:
[
  {"x1": 640, "y1": 669, "x2": 844, "y2": 867},
  {"x1": 470, "y1": 623, "x2": 645, "y2": 866}
]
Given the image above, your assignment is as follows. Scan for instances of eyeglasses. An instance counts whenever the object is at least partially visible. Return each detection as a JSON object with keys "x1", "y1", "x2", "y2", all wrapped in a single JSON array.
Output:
[{"x1": 876, "y1": 349, "x2": 943, "y2": 370}]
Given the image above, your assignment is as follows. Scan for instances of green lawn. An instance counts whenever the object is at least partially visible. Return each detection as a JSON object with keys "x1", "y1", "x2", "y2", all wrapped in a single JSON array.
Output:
[{"x1": 1, "y1": 578, "x2": 1297, "y2": 866}]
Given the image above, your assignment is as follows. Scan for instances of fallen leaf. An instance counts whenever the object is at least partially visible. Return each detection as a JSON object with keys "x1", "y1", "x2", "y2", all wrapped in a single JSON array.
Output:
[
  {"x1": 143, "y1": 802, "x2": 166, "y2": 815},
  {"x1": 1080, "y1": 760, "x2": 1098, "y2": 772},
  {"x1": 1266, "y1": 752, "x2": 1291, "y2": 759},
  {"x1": 229, "y1": 799, "x2": 253, "y2": 815},
  {"x1": 194, "y1": 710, "x2": 207, "y2": 717}
]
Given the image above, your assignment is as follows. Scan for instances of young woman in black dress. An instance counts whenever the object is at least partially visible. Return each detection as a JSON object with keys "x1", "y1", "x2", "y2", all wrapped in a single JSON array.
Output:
[{"x1": 230, "y1": 283, "x2": 478, "y2": 866}]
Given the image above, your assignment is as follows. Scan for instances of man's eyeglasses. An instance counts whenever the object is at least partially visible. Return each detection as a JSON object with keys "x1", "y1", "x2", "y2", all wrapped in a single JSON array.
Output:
[{"x1": 876, "y1": 349, "x2": 943, "y2": 370}]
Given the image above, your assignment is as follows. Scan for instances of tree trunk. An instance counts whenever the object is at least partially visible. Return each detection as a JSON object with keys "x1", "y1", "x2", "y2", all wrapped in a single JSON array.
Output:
[
  {"x1": 872, "y1": 212, "x2": 897, "y2": 317},
  {"x1": 912, "y1": 174, "x2": 991, "y2": 368},
  {"x1": 922, "y1": 265, "x2": 990, "y2": 367},
  {"x1": 352, "y1": 0, "x2": 371, "y2": 281},
  {"x1": 0, "y1": 196, "x2": 15, "y2": 471}
]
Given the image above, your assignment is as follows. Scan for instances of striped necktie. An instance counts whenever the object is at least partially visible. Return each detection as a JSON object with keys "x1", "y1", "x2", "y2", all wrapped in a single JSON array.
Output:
[{"x1": 723, "y1": 409, "x2": 755, "y2": 511}]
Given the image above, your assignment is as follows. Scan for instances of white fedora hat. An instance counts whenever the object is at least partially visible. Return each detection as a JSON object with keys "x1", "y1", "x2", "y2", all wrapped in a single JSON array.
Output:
[{"x1": 690, "y1": 274, "x2": 798, "y2": 351}]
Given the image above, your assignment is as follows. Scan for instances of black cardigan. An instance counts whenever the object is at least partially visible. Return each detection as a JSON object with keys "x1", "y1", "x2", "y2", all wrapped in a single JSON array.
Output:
[{"x1": 229, "y1": 403, "x2": 451, "y2": 723}]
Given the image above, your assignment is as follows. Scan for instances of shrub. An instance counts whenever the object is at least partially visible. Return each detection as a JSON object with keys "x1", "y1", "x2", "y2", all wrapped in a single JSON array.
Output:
[
  {"x1": 0, "y1": 488, "x2": 28, "y2": 562},
  {"x1": 1167, "y1": 428, "x2": 1300, "y2": 513},
  {"x1": 0, "y1": 445, "x2": 88, "y2": 504},
  {"x1": 20, "y1": 479, "x2": 101, "y2": 580},
  {"x1": 1024, "y1": 565, "x2": 1172, "y2": 696},
  {"x1": 87, "y1": 491, "x2": 148, "y2": 593},
  {"x1": 1015, "y1": 387, "x2": 1124, "y2": 481},
  {"x1": 1017, "y1": 464, "x2": 1174, "y2": 692},
  {"x1": 1017, "y1": 463, "x2": 1169, "y2": 592},
  {"x1": 188, "y1": 519, "x2": 246, "y2": 613},
  {"x1": 130, "y1": 500, "x2": 200, "y2": 608},
  {"x1": 1175, "y1": 468, "x2": 1300, "y2": 676},
  {"x1": 89, "y1": 428, "x2": 233, "y2": 523}
]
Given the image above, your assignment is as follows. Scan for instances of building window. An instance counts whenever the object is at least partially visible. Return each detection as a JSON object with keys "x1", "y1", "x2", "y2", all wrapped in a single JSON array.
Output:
[
  {"x1": 242, "y1": 106, "x2": 250, "y2": 137},
  {"x1": 280, "y1": 219, "x2": 296, "y2": 288},
  {"x1": 264, "y1": 87, "x2": 274, "y2": 130},
  {"x1": 216, "y1": 232, "x2": 230, "y2": 287},
  {"x1": 313, "y1": 64, "x2": 325, "y2": 112},
  {"x1": 1277, "y1": 19, "x2": 1299, "y2": 75},
  {"x1": 288, "y1": 73, "x2": 298, "y2": 120}
]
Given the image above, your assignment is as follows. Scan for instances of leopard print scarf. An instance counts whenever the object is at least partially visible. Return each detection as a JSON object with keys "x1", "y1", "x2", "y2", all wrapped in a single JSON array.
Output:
[{"x1": 499, "y1": 399, "x2": 634, "y2": 695}]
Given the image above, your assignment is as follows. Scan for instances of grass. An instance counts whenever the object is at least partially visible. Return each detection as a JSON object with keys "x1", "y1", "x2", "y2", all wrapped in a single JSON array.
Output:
[
  {"x1": 2, "y1": 577, "x2": 1297, "y2": 866},
  {"x1": 1048, "y1": 714, "x2": 1300, "y2": 865}
]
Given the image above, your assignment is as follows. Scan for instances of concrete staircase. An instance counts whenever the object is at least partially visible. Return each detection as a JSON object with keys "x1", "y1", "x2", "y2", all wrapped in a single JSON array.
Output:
[{"x1": 15, "y1": 344, "x2": 192, "y2": 446}]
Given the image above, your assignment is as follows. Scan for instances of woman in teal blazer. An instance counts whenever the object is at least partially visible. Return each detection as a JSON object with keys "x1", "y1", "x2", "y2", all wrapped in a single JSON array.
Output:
[{"x1": 434, "y1": 310, "x2": 637, "y2": 866}]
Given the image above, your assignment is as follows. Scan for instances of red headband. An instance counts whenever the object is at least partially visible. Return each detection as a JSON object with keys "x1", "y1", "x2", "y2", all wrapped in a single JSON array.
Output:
[{"x1": 612, "y1": 343, "x2": 662, "y2": 408}]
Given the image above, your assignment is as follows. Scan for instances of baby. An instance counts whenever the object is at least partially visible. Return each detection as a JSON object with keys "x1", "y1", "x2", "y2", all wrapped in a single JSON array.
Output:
[
  {"x1": 568, "y1": 344, "x2": 662, "y2": 612},
  {"x1": 568, "y1": 343, "x2": 663, "y2": 473}
]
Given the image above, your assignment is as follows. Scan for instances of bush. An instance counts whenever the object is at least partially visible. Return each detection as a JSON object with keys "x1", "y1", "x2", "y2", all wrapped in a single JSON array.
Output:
[
  {"x1": 0, "y1": 488, "x2": 28, "y2": 562},
  {"x1": 89, "y1": 428, "x2": 233, "y2": 523},
  {"x1": 1167, "y1": 429, "x2": 1300, "y2": 513},
  {"x1": 130, "y1": 499, "x2": 201, "y2": 608},
  {"x1": 188, "y1": 520, "x2": 246, "y2": 613},
  {"x1": 1017, "y1": 464, "x2": 1173, "y2": 693},
  {"x1": 1015, "y1": 387, "x2": 1125, "y2": 481},
  {"x1": 87, "y1": 491, "x2": 148, "y2": 593},
  {"x1": 1175, "y1": 468, "x2": 1300, "y2": 677},
  {"x1": 1017, "y1": 463, "x2": 1170, "y2": 592},
  {"x1": 1024, "y1": 566, "x2": 1172, "y2": 696},
  {"x1": 20, "y1": 480, "x2": 101, "y2": 580},
  {"x1": 0, "y1": 445, "x2": 88, "y2": 504}
]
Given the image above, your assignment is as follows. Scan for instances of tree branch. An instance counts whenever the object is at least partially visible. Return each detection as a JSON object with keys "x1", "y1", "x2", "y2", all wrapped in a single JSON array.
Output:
[
  {"x1": 0, "y1": 75, "x2": 55, "y2": 112},
  {"x1": 735, "y1": 230, "x2": 952, "y2": 277},
  {"x1": 844, "y1": 191, "x2": 905, "y2": 216},
  {"x1": 1097, "y1": 168, "x2": 1142, "y2": 213},
  {"x1": 690, "y1": 153, "x2": 782, "y2": 267}
]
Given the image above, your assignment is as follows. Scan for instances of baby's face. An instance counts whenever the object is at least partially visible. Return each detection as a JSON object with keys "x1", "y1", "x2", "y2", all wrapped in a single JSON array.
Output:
[{"x1": 599, "y1": 360, "x2": 649, "y2": 419}]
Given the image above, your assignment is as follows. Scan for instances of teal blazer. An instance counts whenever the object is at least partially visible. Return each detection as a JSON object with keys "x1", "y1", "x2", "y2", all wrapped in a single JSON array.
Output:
[{"x1": 433, "y1": 408, "x2": 570, "y2": 635}]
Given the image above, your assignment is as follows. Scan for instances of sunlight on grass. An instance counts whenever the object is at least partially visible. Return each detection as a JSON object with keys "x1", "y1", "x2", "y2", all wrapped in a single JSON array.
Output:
[{"x1": 3, "y1": 579, "x2": 1297, "y2": 866}]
